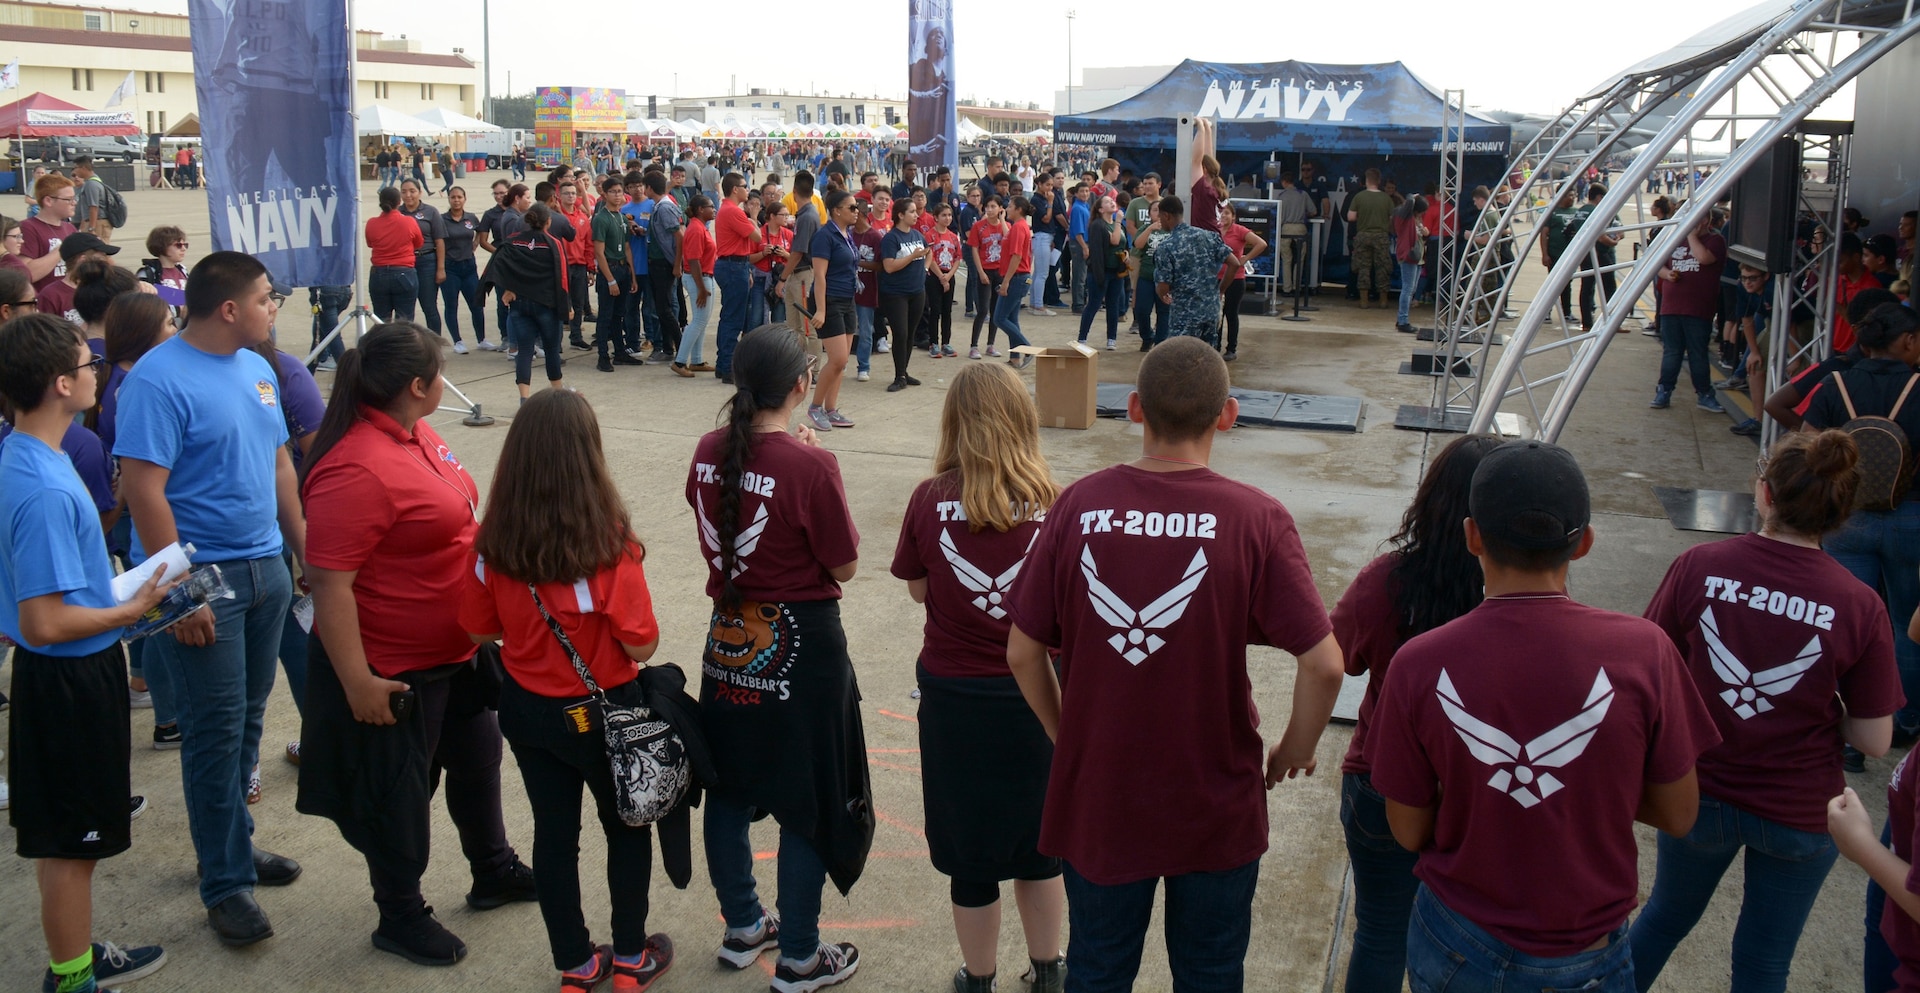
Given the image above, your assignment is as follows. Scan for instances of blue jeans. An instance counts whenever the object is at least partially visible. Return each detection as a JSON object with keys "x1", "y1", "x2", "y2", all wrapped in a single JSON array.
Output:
[
  {"x1": 510, "y1": 298, "x2": 563, "y2": 385},
  {"x1": 1828, "y1": 500, "x2": 1920, "y2": 730},
  {"x1": 855, "y1": 304, "x2": 875, "y2": 373},
  {"x1": 1867, "y1": 819, "x2": 1899, "y2": 992},
  {"x1": 1342, "y1": 773, "x2": 1421, "y2": 993},
  {"x1": 630, "y1": 268, "x2": 659, "y2": 351},
  {"x1": 439, "y1": 257, "x2": 484, "y2": 343},
  {"x1": 1409, "y1": 885, "x2": 1633, "y2": 993},
  {"x1": 143, "y1": 554, "x2": 292, "y2": 906},
  {"x1": 704, "y1": 790, "x2": 829, "y2": 961},
  {"x1": 412, "y1": 261, "x2": 443, "y2": 334},
  {"x1": 1658, "y1": 314, "x2": 1714, "y2": 397},
  {"x1": 714, "y1": 258, "x2": 753, "y2": 378},
  {"x1": 309, "y1": 285, "x2": 351, "y2": 365},
  {"x1": 1030, "y1": 233, "x2": 1054, "y2": 308},
  {"x1": 1627, "y1": 794, "x2": 1838, "y2": 993},
  {"x1": 1136, "y1": 272, "x2": 1169, "y2": 343},
  {"x1": 994, "y1": 273, "x2": 1032, "y2": 350},
  {"x1": 1062, "y1": 858, "x2": 1259, "y2": 993},
  {"x1": 369, "y1": 266, "x2": 417, "y2": 323},
  {"x1": 1398, "y1": 260, "x2": 1422, "y2": 325},
  {"x1": 1077, "y1": 268, "x2": 1127, "y2": 344},
  {"x1": 277, "y1": 553, "x2": 307, "y2": 717},
  {"x1": 594, "y1": 259, "x2": 632, "y2": 359},
  {"x1": 676, "y1": 273, "x2": 715, "y2": 367},
  {"x1": 748, "y1": 268, "x2": 771, "y2": 331}
]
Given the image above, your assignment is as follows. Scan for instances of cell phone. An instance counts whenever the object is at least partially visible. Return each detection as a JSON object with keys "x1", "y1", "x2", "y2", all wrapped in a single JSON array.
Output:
[{"x1": 389, "y1": 689, "x2": 416, "y2": 722}]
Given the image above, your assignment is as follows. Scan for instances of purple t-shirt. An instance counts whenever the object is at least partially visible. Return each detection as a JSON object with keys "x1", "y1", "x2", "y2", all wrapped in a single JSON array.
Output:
[{"x1": 269, "y1": 349, "x2": 326, "y2": 470}]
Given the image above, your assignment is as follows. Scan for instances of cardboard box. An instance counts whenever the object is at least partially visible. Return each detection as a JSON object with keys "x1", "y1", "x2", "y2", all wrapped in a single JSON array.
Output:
[{"x1": 1014, "y1": 342, "x2": 1098, "y2": 429}]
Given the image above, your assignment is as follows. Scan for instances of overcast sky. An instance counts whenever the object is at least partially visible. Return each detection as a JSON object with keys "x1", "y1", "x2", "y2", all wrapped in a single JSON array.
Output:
[{"x1": 111, "y1": 0, "x2": 1744, "y2": 115}]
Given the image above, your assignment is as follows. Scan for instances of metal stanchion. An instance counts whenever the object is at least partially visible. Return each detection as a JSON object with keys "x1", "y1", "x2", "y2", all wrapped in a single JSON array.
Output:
[{"x1": 1280, "y1": 236, "x2": 1311, "y2": 323}]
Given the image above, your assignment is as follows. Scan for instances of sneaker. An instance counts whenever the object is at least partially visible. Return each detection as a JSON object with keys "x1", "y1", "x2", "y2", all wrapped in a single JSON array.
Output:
[
  {"x1": 152, "y1": 723, "x2": 182, "y2": 750},
  {"x1": 1697, "y1": 393, "x2": 1726, "y2": 414},
  {"x1": 1844, "y1": 744, "x2": 1867, "y2": 774},
  {"x1": 929, "y1": 346, "x2": 941, "y2": 358},
  {"x1": 130, "y1": 795, "x2": 147, "y2": 819},
  {"x1": 129, "y1": 687, "x2": 152, "y2": 709},
  {"x1": 1730, "y1": 417, "x2": 1761, "y2": 437},
  {"x1": 596, "y1": 358, "x2": 616, "y2": 373},
  {"x1": 888, "y1": 377, "x2": 909, "y2": 393},
  {"x1": 467, "y1": 858, "x2": 538, "y2": 910},
  {"x1": 246, "y1": 766, "x2": 261, "y2": 805},
  {"x1": 535, "y1": 347, "x2": 547, "y2": 359},
  {"x1": 876, "y1": 338, "x2": 891, "y2": 354},
  {"x1": 952, "y1": 965, "x2": 996, "y2": 993},
  {"x1": 671, "y1": 364, "x2": 694, "y2": 378},
  {"x1": 986, "y1": 346, "x2": 1002, "y2": 357},
  {"x1": 689, "y1": 363, "x2": 715, "y2": 373},
  {"x1": 826, "y1": 409, "x2": 855, "y2": 428},
  {"x1": 1037, "y1": 308, "x2": 1056, "y2": 317},
  {"x1": 42, "y1": 942, "x2": 168, "y2": 992},
  {"x1": 315, "y1": 358, "x2": 338, "y2": 372},
  {"x1": 1022, "y1": 956, "x2": 1066, "y2": 993},
  {"x1": 0, "y1": 775, "x2": 7, "y2": 810},
  {"x1": 771, "y1": 942, "x2": 860, "y2": 993},
  {"x1": 968, "y1": 347, "x2": 981, "y2": 359},
  {"x1": 571, "y1": 338, "x2": 593, "y2": 352},
  {"x1": 806, "y1": 405, "x2": 835, "y2": 431},
  {"x1": 612, "y1": 934, "x2": 674, "y2": 992},
  {"x1": 1106, "y1": 340, "x2": 1116, "y2": 351},
  {"x1": 626, "y1": 349, "x2": 646, "y2": 361},
  {"x1": 612, "y1": 353, "x2": 644, "y2": 366},
  {"x1": 717, "y1": 909, "x2": 780, "y2": 968},
  {"x1": 1223, "y1": 350, "x2": 1237, "y2": 362},
  {"x1": 856, "y1": 370, "x2": 870, "y2": 382},
  {"x1": 561, "y1": 945, "x2": 613, "y2": 993},
  {"x1": 477, "y1": 340, "x2": 499, "y2": 351},
  {"x1": 942, "y1": 345, "x2": 957, "y2": 357},
  {"x1": 452, "y1": 341, "x2": 469, "y2": 355},
  {"x1": 285, "y1": 741, "x2": 301, "y2": 766},
  {"x1": 372, "y1": 909, "x2": 468, "y2": 967},
  {"x1": 1649, "y1": 386, "x2": 1672, "y2": 409},
  {"x1": 1714, "y1": 377, "x2": 1747, "y2": 392}
]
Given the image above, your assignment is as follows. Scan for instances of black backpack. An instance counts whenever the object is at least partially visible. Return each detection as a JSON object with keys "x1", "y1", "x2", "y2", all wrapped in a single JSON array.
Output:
[
  {"x1": 1833, "y1": 371, "x2": 1920, "y2": 511},
  {"x1": 93, "y1": 177, "x2": 127, "y2": 229}
]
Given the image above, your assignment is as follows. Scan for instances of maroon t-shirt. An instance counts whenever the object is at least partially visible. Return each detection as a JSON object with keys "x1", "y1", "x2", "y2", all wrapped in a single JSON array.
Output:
[
  {"x1": 1007, "y1": 464, "x2": 1332, "y2": 885},
  {"x1": 1369, "y1": 596, "x2": 1719, "y2": 956},
  {"x1": 1884, "y1": 750, "x2": 1920, "y2": 988},
  {"x1": 685, "y1": 428, "x2": 860, "y2": 603},
  {"x1": 1644, "y1": 533, "x2": 1901, "y2": 832},
  {"x1": 1335, "y1": 553, "x2": 1406, "y2": 776},
  {"x1": 852, "y1": 226, "x2": 884, "y2": 308},
  {"x1": 1660, "y1": 231, "x2": 1726, "y2": 319},
  {"x1": 36, "y1": 278, "x2": 77, "y2": 325},
  {"x1": 1190, "y1": 178, "x2": 1223, "y2": 234},
  {"x1": 891, "y1": 471, "x2": 1045, "y2": 679},
  {"x1": 19, "y1": 216, "x2": 74, "y2": 291}
]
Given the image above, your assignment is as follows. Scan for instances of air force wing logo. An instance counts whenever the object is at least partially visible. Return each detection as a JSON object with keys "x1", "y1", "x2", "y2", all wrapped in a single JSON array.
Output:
[
  {"x1": 1436, "y1": 668, "x2": 1614, "y2": 808},
  {"x1": 696, "y1": 493, "x2": 770, "y2": 577},
  {"x1": 1699, "y1": 606, "x2": 1820, "y2": 719},
  {"x1": 1080, "y1": 546, "x2": 1208, "y2": 665},
  {"x1": 940, "y1": 528, "x2": 1036, "y2": 620}
]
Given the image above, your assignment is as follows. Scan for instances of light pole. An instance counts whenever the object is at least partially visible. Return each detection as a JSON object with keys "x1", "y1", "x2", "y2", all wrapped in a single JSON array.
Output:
[
  {"x1": 481, "y1": 0, "x2": 491, "y2": 121},
  {"x1": 1065, "y1": 9, "x2": 1075, "y2": 115}
]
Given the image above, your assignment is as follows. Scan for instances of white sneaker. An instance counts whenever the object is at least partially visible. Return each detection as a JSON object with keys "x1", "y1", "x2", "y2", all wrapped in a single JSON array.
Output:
[
  {"x1": 0, "y1": 775, "x2": 9, "y2": 811},
  {"x1": 129, "y1": 688, "x2": 153, "y2": 709},
  {"x1": 452, "y1": 341, "x2": 469, "y2": 354},
  {"x1": 477, "y1": 340, "x2": 499, "y2": 351},
  {"x1": 856, "y1": 370, "x2": 870, "y2": 382},
  {"x1": 315, "y1": 359, "x2": 338, "y2": 372},
  {"x1": 875, "y1": 338, "x2": 891, "y2": 354}
]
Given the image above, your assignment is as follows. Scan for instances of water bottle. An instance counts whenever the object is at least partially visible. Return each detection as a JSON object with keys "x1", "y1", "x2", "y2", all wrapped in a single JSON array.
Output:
[{"x1": 124, "y1": 563, "x2": 234, "y2": 640}]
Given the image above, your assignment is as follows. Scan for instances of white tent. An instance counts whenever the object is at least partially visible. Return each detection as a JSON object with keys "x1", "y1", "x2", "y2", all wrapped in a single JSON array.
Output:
[
  {"x1": 416, "y1": 107, "x2": 499, "y2": 132},
  {"x1": 356, "y1": 104, "x2": 441, "y2": 138},
  {"x1": 957, "y1": 119, "x2": 990, "y2": 142}
]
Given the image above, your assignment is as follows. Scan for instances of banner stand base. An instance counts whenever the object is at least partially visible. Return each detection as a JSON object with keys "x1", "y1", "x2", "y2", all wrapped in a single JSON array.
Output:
[{"x1": 304, "y1": 305, "x2": 496, "y2": 428}]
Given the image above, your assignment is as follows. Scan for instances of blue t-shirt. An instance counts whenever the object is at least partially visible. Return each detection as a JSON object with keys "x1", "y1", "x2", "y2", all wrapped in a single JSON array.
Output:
[
  {"x1": 879, "y1": 227, "x2": 927, "y2": 296},
  {"x1": 2, "y1": 420, "x2": 116, "y2": 514},
  {"x1": 811, "y1": 221, "x2": 860, "y2": 299},
  {"x1": 1069, "y1": 200, "x2": 1090, "y2": 241},
  {"x1": 113, "y1": 336, "x2": 289, "y2": 562},
  {"x1": 0, "y1": 432, "x2": 122, "y2": 655},
  {"x1": 624, "y1": 199, "x2": 655, "y2": 275}
]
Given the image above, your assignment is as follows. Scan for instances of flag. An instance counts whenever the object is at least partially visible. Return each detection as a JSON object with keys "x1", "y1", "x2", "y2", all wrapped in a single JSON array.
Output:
[
  {"x1": 103, "y1": 70, "x2": 135, "y2": 109},
  {"x1": 907, "y1": 0, "x2": 957, "y2": 173},
  {"x1": 0, "y1": 60, "x2": 18, "y2": 91}
]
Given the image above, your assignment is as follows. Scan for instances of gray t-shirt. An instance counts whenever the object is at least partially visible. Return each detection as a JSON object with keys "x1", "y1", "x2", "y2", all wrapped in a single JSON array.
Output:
[
  {"x1": 790, "y1": 202, "x2": 822, "y2": 271},
  {"x1": 75, "y1": 177, "x2": 107, "y2": 225},
  {"x1": 648, "y1": 197, "x2": 684, "y2": 262},
  {"x1": 399, "y1": 203, "x2": 447, "y2": 265}
]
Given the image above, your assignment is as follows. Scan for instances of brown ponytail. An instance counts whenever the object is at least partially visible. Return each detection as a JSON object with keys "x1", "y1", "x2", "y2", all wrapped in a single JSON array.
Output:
[{"x1": 1763, "y1": 430, "x2": 1861, "y2": 537}]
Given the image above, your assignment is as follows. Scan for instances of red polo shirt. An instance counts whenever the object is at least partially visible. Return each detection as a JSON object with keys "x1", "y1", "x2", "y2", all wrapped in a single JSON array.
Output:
[
  {"x1": 715, "y1": 199, "x2": 759, "y2": 258},
  {"x1": 561, "y1": 203, "x2": 595, "y2": 268},
  {"x1": 367, "y1": 210, "x2": 424, "y2": 267},
  {"x1": 302, "y1": 406, "x2": 480, "y2": 677}
]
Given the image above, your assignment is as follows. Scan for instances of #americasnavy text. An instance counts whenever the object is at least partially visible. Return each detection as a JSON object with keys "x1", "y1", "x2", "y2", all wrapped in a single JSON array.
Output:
[
  {"x1": 224, "y1": 186, "x2": 343, "y2": 254},
  {"x1": 1197, "y1": 78, "x2": 1364, "y2": 122}
]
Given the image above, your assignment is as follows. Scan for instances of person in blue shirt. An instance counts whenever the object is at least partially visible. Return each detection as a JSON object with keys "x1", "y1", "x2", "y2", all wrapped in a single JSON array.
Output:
[
  {"x1": 1067, "y1": 184, "x2": 1092, "y2": 314},
  {"x1": 113, "y1": 251, "x2": 309, "y2": 949},
  {"x1": 1, "y1": 313, "x2": 176, "y2": 993},
  {"x1": 620, "y1": 172, "x2": 660, "y2": 360}
]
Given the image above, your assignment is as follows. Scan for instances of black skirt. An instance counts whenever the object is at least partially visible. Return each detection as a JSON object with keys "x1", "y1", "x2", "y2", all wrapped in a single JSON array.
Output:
[{"x1": 917, "y1": 662, "x2": 1059, "y2": 882}]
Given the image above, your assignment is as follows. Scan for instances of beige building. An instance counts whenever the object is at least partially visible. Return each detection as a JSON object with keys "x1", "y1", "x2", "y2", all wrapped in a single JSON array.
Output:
[{"x1": 0, "y1": 0, "x2": 479, "y2": 137}]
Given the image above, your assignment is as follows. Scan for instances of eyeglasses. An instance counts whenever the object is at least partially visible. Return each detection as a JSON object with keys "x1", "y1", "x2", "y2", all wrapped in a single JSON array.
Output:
[
  {"x1": 49, "y1": 195, "x2": 74, "y2": 203},
  {"x1": 70, "y1": 353, "x2": 105, "y2": 375},
  {"x1": 10, "y1": 299, "x2": 36, "y2": 311}
]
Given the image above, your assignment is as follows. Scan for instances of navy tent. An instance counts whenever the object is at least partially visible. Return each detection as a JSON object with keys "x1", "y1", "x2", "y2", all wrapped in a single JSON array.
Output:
[{"x1": 1055, "y1": 59, "x2": 1511, "y2": 157}]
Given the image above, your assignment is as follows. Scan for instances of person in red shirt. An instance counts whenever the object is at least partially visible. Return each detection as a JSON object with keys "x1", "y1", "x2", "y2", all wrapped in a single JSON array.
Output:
[
  {"x1": 967, "y1": 197, "x2": 1009, "y2": 357},
  {"x1": 1370, "y1": 440, "x2": 1719, "y2": 993},
  {"x1": 672, "y1": 195, "x2": 718, "y2": 377},
  {"x1": 1006, "y1": 337, "x2": 1344, "y2": 993},
  {"x1": 557, "y1": 181, "x2": 595, "y2": 350},
  {"x1": 1833, "y1": 233, "x2": 1879, "y2": 354},
  {"x1": 750, "y1": 202, "x2": 793, "y2": 328},
  {"x1": 684, "y1": 328, "x2": 867, "y2": 993},
  {"x1": 459, "y1": 389, "x2": 675, "y2": 993},
  {"x1": 366, "y1": 186, "x2": 424, "y2": 323},
  {"x1": 1188, "y1": 118, "x2": 1224, "y2": 235},
  {"x1": 991, "y1": 198, "x2": 1035, "y2": 366},
  {"x1": 922, "y1": 202, "x2": 961, "y2": 357},
  {"x1": 1632, "y1": 430, "x2": 1901, "y2": 991},
  {"x1": 19, "y1": 173, "x2": 77, "y2": 291},
  {"x1": 1331, "y1": 433, "x2": 1504, "y2": 993},
  {"x1": 298, "y1": 322, "x2": 533, "y2": 968},
  {"x1": 1215, "y1": 202, "x2": 1266, "y2": 361},
  {"x1": 891, "y1": 363, "x2": 1064, "y2": 993},
  {"x1": 713, "y1": 173, "x2": 763, "y2": 382}
]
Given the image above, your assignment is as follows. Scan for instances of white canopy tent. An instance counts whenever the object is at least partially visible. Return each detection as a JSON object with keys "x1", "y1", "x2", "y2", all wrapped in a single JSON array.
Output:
[
  {"x1": 416, "y1": 107, "x2": 499, "y2": 132},
  {"x1": 355, "y1": 104, "x2": 441, "y2": 138}
]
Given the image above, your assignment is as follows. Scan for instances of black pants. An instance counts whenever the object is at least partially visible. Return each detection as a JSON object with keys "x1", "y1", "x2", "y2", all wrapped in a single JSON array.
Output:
[
  {"x1": 1580, "y1": 271, "x2": 1619, "y2": 331},
  {"x1": 567, "y1": 264, "x2": 591, "y2": 343},
  {"x1": 412, "y1": 260, "x2": 443, "y2": 334},
  {"x1": 1544, "y1": 254, "x2": 1574, "y2": 318},
  {"x1": 501, "y1": 681, "x2": 654, "y2": 969},
  {"x1": 970, "y1": 270, "x2": 1003, "y2": 346},
  {"x1": 1223, "y1": 280, "x2": 1246, "y2": 352},
  {"x1": 877, "y1": 291, "x2": 925, "y2": 381},
  {"x1": 923, "y1": 271, "x2": 955, "y2": 346},
  {"x1": 595, "y1": 259, "x2": 633, "y2": 360},
  {"x1": 648, "y1": 264, "x2": 684, "y2": 355}
]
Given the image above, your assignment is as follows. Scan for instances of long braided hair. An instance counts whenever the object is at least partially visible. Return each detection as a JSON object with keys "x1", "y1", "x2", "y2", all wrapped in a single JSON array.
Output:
[{"x1": 713, "y1": 327, "x2": 809, "y2": 608}]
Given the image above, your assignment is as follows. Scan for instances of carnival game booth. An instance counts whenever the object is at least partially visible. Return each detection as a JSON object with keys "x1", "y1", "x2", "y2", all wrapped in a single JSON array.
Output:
[{"x1": 1054, "y1": 60, "x2": 1512, "y2": 284}]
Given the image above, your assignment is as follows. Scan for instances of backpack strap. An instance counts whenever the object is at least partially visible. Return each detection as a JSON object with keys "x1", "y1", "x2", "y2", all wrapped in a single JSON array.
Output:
[
  {"x1": 1893, "y1": 374, "x2": 1920, "y2": 421},
  {"x1": 1835, "y1": 372, "x2": 1861, "y2": 421}
]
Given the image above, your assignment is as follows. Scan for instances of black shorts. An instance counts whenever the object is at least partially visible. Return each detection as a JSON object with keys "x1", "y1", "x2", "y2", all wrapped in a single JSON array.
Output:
[
  {"x1": 10, "y1": 641, "x2": 132, "y2": 859},
  {"x1": 819, "y1": 297, "x2": 857, "y2": 340}
]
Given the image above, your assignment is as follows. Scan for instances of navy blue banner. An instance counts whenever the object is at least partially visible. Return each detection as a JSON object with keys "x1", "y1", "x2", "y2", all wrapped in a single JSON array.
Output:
[
  {"x1": 189, "y1": 0, "x2": 357, "y2": 287},
  {"x1": 907, "y1": 0, "x2": 957, "y2": 172}
]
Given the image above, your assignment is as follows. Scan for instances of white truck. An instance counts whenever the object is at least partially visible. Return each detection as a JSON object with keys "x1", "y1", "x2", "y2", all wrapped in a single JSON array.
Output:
[{"x1": 461, "y1": 128, "x2": 531, "y2": 169}]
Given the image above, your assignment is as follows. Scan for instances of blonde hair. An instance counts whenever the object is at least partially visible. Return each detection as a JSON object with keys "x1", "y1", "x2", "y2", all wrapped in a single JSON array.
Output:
[{"x1": 934, "y1": 363, "x2": 1058, "y2": 532}]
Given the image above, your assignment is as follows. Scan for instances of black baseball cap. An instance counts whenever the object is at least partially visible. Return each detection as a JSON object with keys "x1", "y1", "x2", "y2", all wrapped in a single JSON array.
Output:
[
  {"x1": 1469, "y1": 441, "x2": 1590, "y2": 550},
  {"x1": 59, "y1": 232, "x2": 120, "y2": 261}
]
